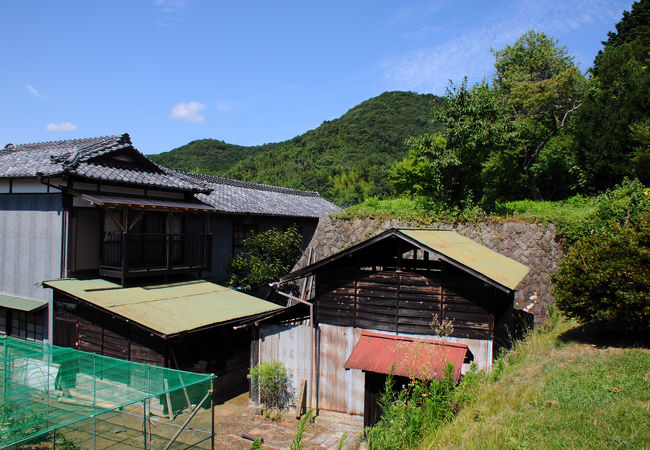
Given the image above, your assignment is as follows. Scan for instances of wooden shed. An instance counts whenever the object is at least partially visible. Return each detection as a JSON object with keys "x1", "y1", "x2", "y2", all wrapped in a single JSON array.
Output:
[
  {"x1": 43, "y1": 278, "x2": 283, "y2": 397},
  {"x1": 254, "y1": 228, "x2": 530, "y2": 421}
]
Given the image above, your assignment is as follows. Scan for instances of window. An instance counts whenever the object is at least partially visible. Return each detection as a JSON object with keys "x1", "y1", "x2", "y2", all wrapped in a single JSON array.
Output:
[
  {"x1": 232, "y1": 224, "x2": 258, "y2": 256},
  {"x1": 7, "y1": 309, "x2": 46, "y2": 342}
]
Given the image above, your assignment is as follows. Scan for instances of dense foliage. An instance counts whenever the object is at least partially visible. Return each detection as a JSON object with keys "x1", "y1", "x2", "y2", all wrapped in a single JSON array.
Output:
[
  {"x1": 228, "y1": 227, "x2": 303, "y2": 293},
  {"x1": 151, "y1": 91, "x2": 441, "y2": 205},
  {"x1": 149, "y1": 139, "x2": 265, "y2": 174},
  {"x1": 249, "y1": 360, "x2": 292, "y2": 410},
  {"x1": 391, "y1": 31, "x2": 586, "y2": 207},
  {"x1": 573, "y1": 0, "x2": 650, "y2": 192},
  {"x1": 365, "y1": 365, "x2": 479, "y2": 449},
  {"x1": 552, "y1": 179, "x2": 650, "y2": 331}
]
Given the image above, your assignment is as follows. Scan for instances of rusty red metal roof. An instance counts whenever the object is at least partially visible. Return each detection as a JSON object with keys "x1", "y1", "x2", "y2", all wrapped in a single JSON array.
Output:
[{"x1": 344, "y1": 332, "x2": 469, "y2": 383}]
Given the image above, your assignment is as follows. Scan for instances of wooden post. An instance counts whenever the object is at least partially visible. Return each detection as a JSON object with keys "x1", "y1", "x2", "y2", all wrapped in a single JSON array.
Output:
[
  {"x1": 163, "y1": 378, "x2": 174, "y2": 420},
  {"x1": 295, "y1": 379, "x2": 307, "y2": 419}
]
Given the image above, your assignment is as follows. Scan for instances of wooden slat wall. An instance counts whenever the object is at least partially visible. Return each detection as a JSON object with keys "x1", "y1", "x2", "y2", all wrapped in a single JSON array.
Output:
[
  {"x1": 54, "y1": 298, "x2": 165, "y2": 366},
  {"x1": 316, "y1": 264, "x2": 508, "y2": 341}
]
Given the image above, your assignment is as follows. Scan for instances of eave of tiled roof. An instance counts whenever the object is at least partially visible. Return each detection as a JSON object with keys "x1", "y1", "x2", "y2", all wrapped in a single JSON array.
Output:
[{"x1": 174, "y1": 171, "x2": 341, "y2": 218}]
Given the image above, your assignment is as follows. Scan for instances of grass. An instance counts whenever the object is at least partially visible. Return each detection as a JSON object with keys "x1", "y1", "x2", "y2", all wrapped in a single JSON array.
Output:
[
  {"x1": 338, "y1": 195, "x2": 595, "y2": 227},
  {"x1": 338, "y1": 197, "x2": 488, "y2": 223},
  {"x1": 422, "y1": 316, "x2": 650, "y2": 449}
]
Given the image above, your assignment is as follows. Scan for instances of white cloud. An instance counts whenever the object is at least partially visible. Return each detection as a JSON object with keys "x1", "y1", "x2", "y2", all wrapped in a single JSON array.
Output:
[
  {"x1": 170, "y1": 101, "x2": 206, "y2": 122},
  {"x1": 382, "y1": 0, "x2": 631, "y2": 92},
  {"x1": 26, "y1": 84, "x2": 46, "y2": 100},
  {"x1": 153, "y1": 0, "x2": 189, "y2": 13},
  {"x1": 45, "y1": 122, "x2": 77, "y2": 132},
  {"x1": 214, "y1": 100, "x2": 239, "y2": 113}
]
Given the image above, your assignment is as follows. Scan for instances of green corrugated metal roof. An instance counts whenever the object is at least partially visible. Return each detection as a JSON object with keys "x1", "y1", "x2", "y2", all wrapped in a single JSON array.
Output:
[
  {"x1": 398, "y1": 228, "x2": 530, "y2": 291},
  {"x1": 42, "y1": 278, "x2": 281, "y2": 337},
  {"x1": 0, "y1": 294, "x2": 47, "y2": 312}
]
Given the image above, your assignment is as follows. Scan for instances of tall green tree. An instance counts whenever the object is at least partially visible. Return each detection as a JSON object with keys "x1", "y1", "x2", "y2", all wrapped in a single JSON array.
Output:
[
  {"x1": 392, "y1": 30, "x2": 585, "y2": 207},
  {"x1": 573, "y1": 0, "x2": 650, "y2": 191},
  {"x1": 490, "y1": 30, "x2": 586, "y2": 200}
]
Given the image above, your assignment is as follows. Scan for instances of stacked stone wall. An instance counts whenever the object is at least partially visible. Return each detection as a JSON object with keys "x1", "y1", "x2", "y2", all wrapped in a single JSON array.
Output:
[{"x1": 296, "y1": 216, "x2": 564, "y2": 323}]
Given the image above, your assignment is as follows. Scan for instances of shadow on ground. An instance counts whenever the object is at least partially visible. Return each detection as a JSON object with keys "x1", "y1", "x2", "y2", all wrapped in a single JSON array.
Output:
[{"x1": 558, "y1": 322, "x2": 650, "y2": 348}]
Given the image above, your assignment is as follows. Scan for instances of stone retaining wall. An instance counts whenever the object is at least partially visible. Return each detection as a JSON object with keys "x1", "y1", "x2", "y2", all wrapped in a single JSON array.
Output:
[{"x1": 296, "y1": 216, "x2": 564, "y2": 323}]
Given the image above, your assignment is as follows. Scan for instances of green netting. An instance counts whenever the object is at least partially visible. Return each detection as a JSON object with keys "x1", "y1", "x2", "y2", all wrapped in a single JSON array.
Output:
[{"x1": 0, "y1": 336, "x2": 213, "y2": 448}]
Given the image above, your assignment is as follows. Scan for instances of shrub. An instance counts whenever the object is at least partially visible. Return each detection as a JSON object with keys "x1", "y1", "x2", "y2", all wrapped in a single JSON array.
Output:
[
  {"x1": 250, "y1": 361, "x2": 292, "y2": 410},
  {"x1": 552, "y1": 216, "x2": 649, "y2": 331},
  {"x1": 228, "y1": 227, "x2": 303, "y2": 293}
]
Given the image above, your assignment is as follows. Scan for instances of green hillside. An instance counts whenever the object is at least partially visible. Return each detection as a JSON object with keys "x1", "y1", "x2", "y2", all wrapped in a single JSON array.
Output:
[
  {"x1": 149, "y1": 139, "x2": 267, "y2": 175},
  {"x1": 424, "y1": 316, "x2": 650, "y2": 449},
  {"x1": 150, "y1": 91, "x2": 442, "y2": 205}
]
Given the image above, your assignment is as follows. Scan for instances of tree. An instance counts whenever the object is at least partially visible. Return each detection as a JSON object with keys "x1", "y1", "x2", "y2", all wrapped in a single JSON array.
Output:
[
  {"x1": 228, "y1": 227, "x2": 303, "y2": 294},
  {"x1": 390, "y1": 134, "x2": 463, "y2": 205},
  {"x1": 393, "y1": 31, "x2": 585, "y2": 207},
  {"x1": 491, "y1": 30, "x2": 586, "y2": 200},
  {"x1": 573, "y1": 0, "x2": 650, "y2": 191}
]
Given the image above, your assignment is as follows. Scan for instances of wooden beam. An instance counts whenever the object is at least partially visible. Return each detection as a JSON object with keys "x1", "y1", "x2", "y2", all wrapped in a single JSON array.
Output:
[
  {"x1": 103, "y1": 206, "x2": 125, "y2": 232},
  {"x1": 128, "y1": 209, "x2": 146, "y2": 231}
]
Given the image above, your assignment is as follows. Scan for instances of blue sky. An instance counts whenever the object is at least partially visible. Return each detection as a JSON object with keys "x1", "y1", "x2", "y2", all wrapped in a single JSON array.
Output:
[{"x1": 1, "y1": 0, "x2": 634, "y2": 154}]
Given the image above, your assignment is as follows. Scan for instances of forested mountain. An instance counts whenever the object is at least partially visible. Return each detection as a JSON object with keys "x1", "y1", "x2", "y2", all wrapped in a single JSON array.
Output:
[
  {"x1": 150, "y1": 91, "x2": 442, "y2": 205},
  {"x1": 150, "y1": 139, "x2": 266, "y2": 175}
]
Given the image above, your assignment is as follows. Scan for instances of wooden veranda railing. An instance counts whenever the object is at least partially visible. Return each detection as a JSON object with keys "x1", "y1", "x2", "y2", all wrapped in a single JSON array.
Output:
[{"x1": 100, "y1": 232, "x2": 212, "y2": 284}]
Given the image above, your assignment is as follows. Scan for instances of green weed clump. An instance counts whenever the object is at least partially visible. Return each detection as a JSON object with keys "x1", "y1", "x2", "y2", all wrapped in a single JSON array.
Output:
[
  {"x1": 340, "y1": 197, "x2": 487, "y2": 224},
  {"x1": 365, "y1": 363, "x2": 480, "y2": 450},
  {"x1": 250, "y1": 360, "x2": 292, "y2": 411}
]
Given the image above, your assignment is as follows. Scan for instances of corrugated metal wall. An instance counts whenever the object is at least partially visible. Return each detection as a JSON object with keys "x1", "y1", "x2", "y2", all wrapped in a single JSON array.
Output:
[
  {"x1": 318, "y1": 324, "x2": 365, "y2": 414},
  {"x1": 258, "y1": 322, "x2": 493, "y2": 416},
  {"x1": 258, "y1": 323, "x2": 313, "y2": 404},
  {"x1": 0, "y1": 194, "x2": 63, "y2": 301}
]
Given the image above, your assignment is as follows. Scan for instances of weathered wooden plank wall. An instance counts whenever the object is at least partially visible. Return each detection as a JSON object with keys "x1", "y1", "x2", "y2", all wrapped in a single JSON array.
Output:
[
  {"x1": 257, "y1": 322, "x2": 493, "y2": 415},
  {"x1": 317, "y1": 267, "x2": 504, "y2": 341}
]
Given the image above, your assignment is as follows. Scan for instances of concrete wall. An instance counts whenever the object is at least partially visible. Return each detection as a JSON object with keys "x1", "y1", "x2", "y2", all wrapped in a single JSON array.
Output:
[
  {"x1": 296, "y1": 217, "x2": 564, "y2": 323},
  {"x1": 0, "y1": 194, "x2": 64, "y2": 301}
]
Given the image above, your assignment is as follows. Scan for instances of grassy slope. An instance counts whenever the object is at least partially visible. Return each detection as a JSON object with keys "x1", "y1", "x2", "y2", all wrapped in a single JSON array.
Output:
[{"x1": 424, "y1": 318, "x2": 650, "y2": 449}]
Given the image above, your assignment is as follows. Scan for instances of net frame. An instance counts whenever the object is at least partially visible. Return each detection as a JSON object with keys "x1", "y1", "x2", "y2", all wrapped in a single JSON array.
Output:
[{"x1": 0, "y1": 336, "x2": 214, "y2": 448}]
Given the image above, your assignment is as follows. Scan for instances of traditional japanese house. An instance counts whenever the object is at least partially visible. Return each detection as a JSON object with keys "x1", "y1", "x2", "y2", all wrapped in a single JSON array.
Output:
[
  {"x1": 254, "y1": 228, "x2": 530, "y2": 423},
  {"x1": 0, "y1": 134, "x2": 338, "y2": 344}
]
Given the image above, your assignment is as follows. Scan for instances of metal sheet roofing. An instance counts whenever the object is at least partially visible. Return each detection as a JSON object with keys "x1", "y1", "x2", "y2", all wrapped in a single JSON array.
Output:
[
  {"x1": 281, "y1": 228, "x2": 530, "y2": 292},
  {"x1": 0, "y1": 294, "x2": 47, "y2": 312},
  {"x1": 398, "y1": 228, "x2": 530, "y2": 291},
  {"x1": 42, "y1": 278, "x2": 282, "y2": 338},
  {"x1": 344, "y1": 332, "x2": 468, "y2": 383},
  {"x1": 73, "y1": 191, "x2": 217, "y2": 211}
]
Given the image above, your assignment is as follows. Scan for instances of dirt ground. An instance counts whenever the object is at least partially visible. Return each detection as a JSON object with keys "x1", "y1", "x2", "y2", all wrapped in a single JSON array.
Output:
[
  {"x1": 24, "y1": 392, "x2": 362, "y2": 449},
  {"x1": 201, "y1": 393, "x2": 363, "y2": 449}
]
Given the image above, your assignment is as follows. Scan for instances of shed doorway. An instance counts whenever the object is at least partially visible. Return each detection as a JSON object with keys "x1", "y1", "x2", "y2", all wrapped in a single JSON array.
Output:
[{"x1": 363, "y1": 372, "x2": 409, "y2": 428}]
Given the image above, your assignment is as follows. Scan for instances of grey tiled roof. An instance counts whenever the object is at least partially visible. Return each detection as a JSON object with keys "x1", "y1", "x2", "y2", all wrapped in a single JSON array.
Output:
[
  {"x1": 73, "y1": 162, "x2": 204, "y2": 191},
  {"x1": 2, "y1": 134, "x2": 340, "y2": 217},
  {"x1": 174, "y1": 171, "x2": 341, "y2": 218},
  {"x1": 0, "y1": 134, "x2": 205, "y2": 192}
]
